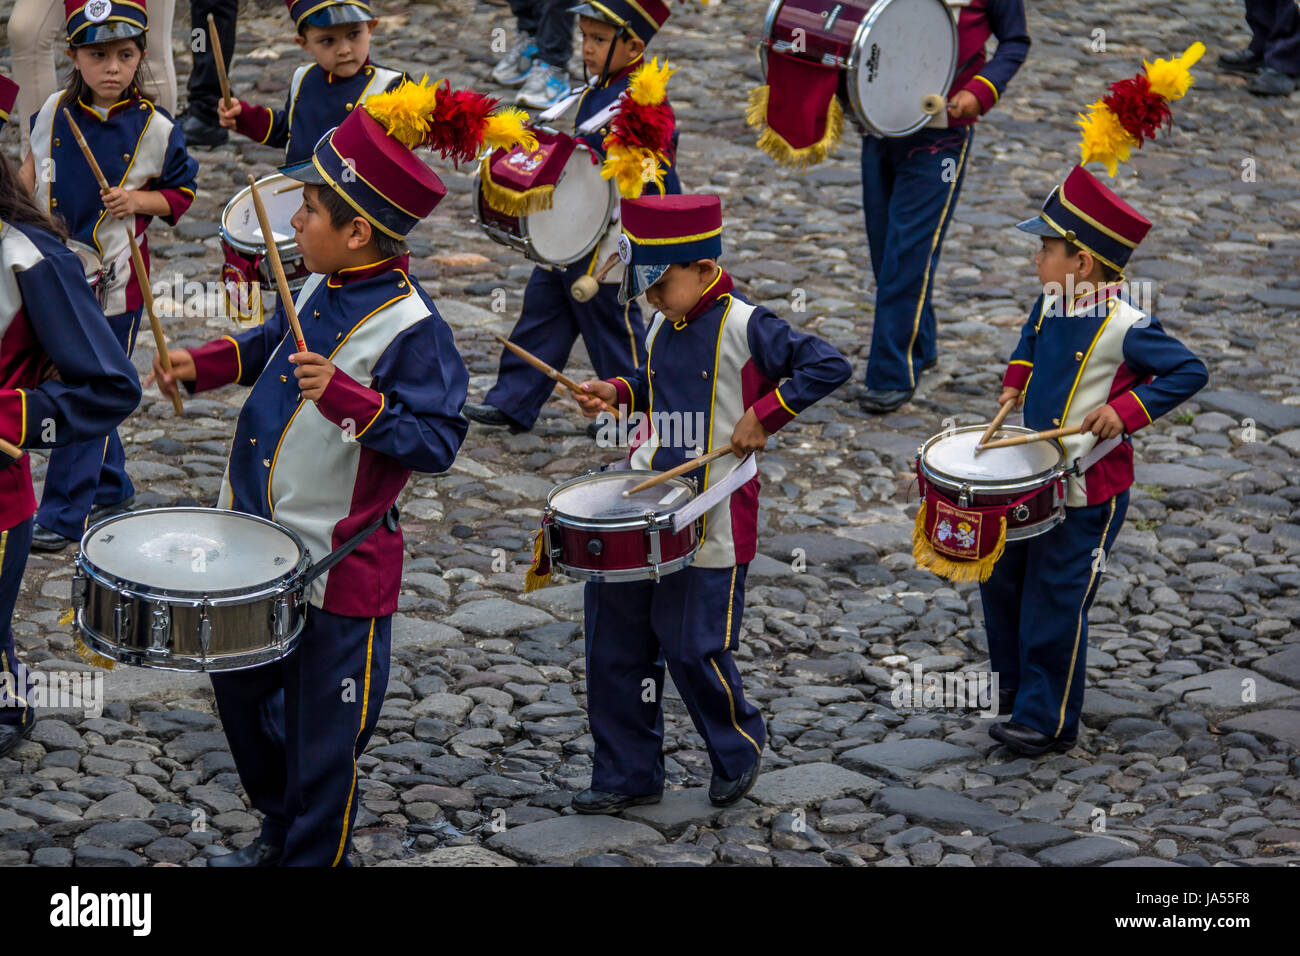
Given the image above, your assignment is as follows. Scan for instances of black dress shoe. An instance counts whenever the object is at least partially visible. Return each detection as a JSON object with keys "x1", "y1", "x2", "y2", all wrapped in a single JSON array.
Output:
[
  {"x1": 571, "y1": 788, "x2": 662, "y2": 815},
  {"x1": 180, "y1": 110, "x2": 229, "y2": 148},
  {"x1": 0, "y1": 717, "x2": 35, "y2": 758},
  {"x1": 997, "y1": 687, "x2": 1017, "y2": 717},
  {"x1": 989, "y1": 720, "x2": 1076, "y2": 756},
  {"x1": 1248, "y1": 67, "x2": 1297, "y2": 96},
  {"x1": 709, "y1": 755, "x2": 761, "y2": 807},
  {"x1": 30, "y1": 525, "x2": 76, "y2": 553},
  {"x1": 462, "y1": 402, "x2": 528, "y2": 432},
  {"x1": 208, "y1": 839, "x2": 282, "y2": 867},
  {"x1": 1217, "y1": 47, "x2": 1264, "y2": 75},
  {"x1": 859, "y1": 388, "x2": 914, "y2": 415}
]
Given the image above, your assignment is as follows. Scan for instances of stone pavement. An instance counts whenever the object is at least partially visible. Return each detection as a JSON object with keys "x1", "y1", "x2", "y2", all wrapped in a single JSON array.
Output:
[{"x1": 1, "y1": 0, "x2": 1298, "y2": 867}]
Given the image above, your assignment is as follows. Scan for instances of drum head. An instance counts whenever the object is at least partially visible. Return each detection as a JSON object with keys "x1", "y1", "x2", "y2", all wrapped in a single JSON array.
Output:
[
  {"x1": 850, "y1": 0, "x2": 958, "y2": 137},
  {"x1": 923, "y1": 428, "x2": 1061, "y2": 482},
  {"x1": 525, "y1": 145, "x2": 614, "y2": 265},
  {"x1": 549, "y1": 473, "x2": 694, "y2": 520},
  {"x1": 82, "y1": 509, "x2": 303, "y2": 594},
  {"x1": 222, "y1": 174, "x2": 301, "y2": 250}
]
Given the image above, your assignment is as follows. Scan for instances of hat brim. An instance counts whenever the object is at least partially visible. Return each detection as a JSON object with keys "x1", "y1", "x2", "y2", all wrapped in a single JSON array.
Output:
[
  {"x1": 72, "y1": 22, "x2": 146, "y2": 46},
  {"x1": 1016, "y1": 215, "x2": 1060, "y2": 238},
  {"x1": 280, "y1": 158, "x2": 327, "y2": 185},
  {"x1": 301, "y1": 4, "x2": 374, "y2": 28},
  {"x1": 618, "y1": 262, "x2": 669, "y2": 306}
]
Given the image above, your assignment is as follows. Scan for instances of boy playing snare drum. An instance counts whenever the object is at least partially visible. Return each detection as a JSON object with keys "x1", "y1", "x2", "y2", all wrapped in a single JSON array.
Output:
[{"x1": 980, "y1": 165, "x2": 1207, "y2": 755}]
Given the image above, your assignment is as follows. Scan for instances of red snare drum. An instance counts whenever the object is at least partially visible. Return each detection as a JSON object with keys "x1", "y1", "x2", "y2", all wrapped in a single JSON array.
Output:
[
  {"x1": 917, "y1": 426, "x2": 1066, "y2": 541},
  {"x1": 760, "y1": 0, "x2": 958, "y2": 138},
  {"x1": 474, "y1": 128, "x2": 617, "y2": 267},
  {"x1": 543, "y1": 471, "x2": 701, "y2": 582},
  {"x1": 220, "y1": 173, "x2": 311, "y2": 325}
]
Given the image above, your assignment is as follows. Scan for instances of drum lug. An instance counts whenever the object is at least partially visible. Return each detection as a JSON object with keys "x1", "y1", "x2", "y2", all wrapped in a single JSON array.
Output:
[
  {"x1": 646, "y1": 512, "x2": 663, "y2": 582},
  {"x1": 71, "y1": 571, "x2": 87, "y2": 612},
  {"x1": 198, "y1": 604, "x2": 212, "y2": 663},
  {"x1": 148, "y1": 606, "x2": 172, "y2": 655},
  {"x1": 113, "y1": 599, "x2": 133, "y2": 643},
  {"x1": 958, "y1": 483, "x2": 971, "y2": 509},
  {"x1": 271, "y1": 594, "x2": 292, "y2": 647}
]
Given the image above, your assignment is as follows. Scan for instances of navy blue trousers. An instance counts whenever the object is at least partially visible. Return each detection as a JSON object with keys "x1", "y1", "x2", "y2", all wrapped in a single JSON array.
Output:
[
  {"x1": 506, "y1": 0, "x2": 574, "y2": 69},
  {"x1": 36, "y1": 307, "x2": 140, "y2": 540},
  {"x1": 980, "y1": 491, "x2": 1129, "y2": 741},
  {"x1": 1245, "y1": 0, "x2": 1300, "y2": 74},
  {"x1": 860, "y1": 127, "x2": 973, "y2": 391},
  {"x1": 485, "y1": 263, "x2": 644, "y2": 430},
  {"x1": 584, "y1": 564, "x2": 764, "y2": 795},
  {"x1": 0, "y1": 518, "x2": 35, "y2": 729},
  {"x1": 210, "y1": 608, "x2": 391, "y2": 867}
]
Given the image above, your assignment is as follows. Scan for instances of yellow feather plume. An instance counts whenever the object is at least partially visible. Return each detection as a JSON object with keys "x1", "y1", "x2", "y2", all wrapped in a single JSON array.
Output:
[
  {"x1": 363, "y1": 74, "x2": 442, "y2": 149},
  {"x1": 483, "y1": 107, "x2": 538, "y2": 154},
  {"x1": 1144, "y1": 41, "x2": 1205, "y2": 101},
  {"x1": 628, "y1": 57, "x2": 676, "y2": 106},
  {"x1": 1076, "y1": 99, "x2": 1136, "y2": 177},
  {"x1": 602, "y1": 142, "x2": 667, "y2": 198}
]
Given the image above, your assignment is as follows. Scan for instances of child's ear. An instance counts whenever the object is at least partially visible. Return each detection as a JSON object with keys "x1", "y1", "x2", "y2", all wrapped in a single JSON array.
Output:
[
  {"x1": 294, "y1": 34, "x2": 308, "y2": 51},
  {"x1": 366, "y1": 20, "x2": 378, "y2": 35},
  {"x1": 349, "y1": 216, "x2": 373, "y2": 251},
  {"x1": 625, "y1": 37, "x2": 646, "y2": 58}
]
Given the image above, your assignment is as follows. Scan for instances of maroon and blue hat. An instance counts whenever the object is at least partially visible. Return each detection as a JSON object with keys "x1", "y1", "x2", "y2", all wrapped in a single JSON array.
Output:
[
  {"x1": 0, "y1": 76, "x2": 18, "y2": 126},
  {"x1": 1017, "y1": 164, "x2": 1152, "y2": 273},
  {"x1": 282, "y1": 108, "x2": 447, "y2": 239},
  {"x1": 617, "y1": 193, "x2": 723, "y2": 304},
  {"x1": 569, "y1": 0, "x2": 671, "y2": 44},
  {"x1": 66, "y1": 0, "x2": 147, "y2": 46},
  {"x1": 287, "y1": 1, "x2": 374, "y2": 31}
]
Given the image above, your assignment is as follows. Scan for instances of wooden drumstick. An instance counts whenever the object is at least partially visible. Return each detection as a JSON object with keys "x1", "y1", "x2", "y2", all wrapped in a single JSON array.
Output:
[
  {"x1": 63, "y1": 108, "x2": 184, "y2": 415},
  {"x1": 275, "y1": 182, "x2": 305, "y2": 195},
  {"x1": 207, "y1": 14, "x2": 233, "y2": 113},
  {"x1": 570, "y1": 253, "x2": 622, "y2": 302},
  {"x1": 977, "y1": 424, "x2": 1084, "y2": 451},
  {"x1": 492, "y1": 334, "x2": 616, "y2": 415},
  {"x1": 974, "y1": 399, "x2": 1016, "y2": 453},
  {"x1": 1, "y1": 438, "x2": 22, "y2": 462},
  {"x1": 621, "y1": 445, "x2": 736, "y2": 497},
  {"x1": 246, "y1": 175, "x2": 307, "y2": 354}
]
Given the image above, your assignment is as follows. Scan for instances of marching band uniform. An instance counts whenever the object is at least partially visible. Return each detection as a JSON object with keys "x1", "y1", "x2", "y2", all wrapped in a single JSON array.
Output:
[
  {"x1": 183, "y1": 99, "x2": 470, "y2": 865},
  {"x1": 0, "y1": 74, "x2": 143, "y2": 755},
  {"x1": 230, "y1": 1, "x2": 404, "y2": 166},
  {"x1": 467, "y1": 0, "x2": 681, "y2": 433},
  {"x1": 577, "y1": 195, "x2": 852, "y2": 809},
  {"x1": 859, "y1": 0, "x2": 1029, "y2": 412},
  {"x1": 27, "y1": 0, "x2": 198, "y2": 550},
  {"x1": 982, "y1": 166, "x2": 1208, "y2": 753}
]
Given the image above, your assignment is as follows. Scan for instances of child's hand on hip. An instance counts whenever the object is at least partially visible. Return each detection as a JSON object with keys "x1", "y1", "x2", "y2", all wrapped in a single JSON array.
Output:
[
  {"x1": 290, "y1": 351, "x2": 335, "y2": 402},
  {"x1": 730, "y1": 408, "x2": 769, "y2": 457},
  {"x1": 1081, "y1": 403, "x2": 1124, "y2": 439}
]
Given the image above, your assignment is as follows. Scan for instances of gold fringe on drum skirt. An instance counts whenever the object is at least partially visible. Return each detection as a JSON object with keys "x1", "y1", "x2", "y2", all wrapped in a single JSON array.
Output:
[
  {"x1": 524, "y1": 528, "x2": 551, "y2": 593},
  {"x1": 60, "y1": 607, "x2": 117, "y2": 670},
  {"x1": 479, "y1": 155, "x2": 556, "y2": 217},
  {"x1": 911, "y1": 500, "x2": 1008, "y2": 584},
  {"x1": 745, "y1": 85, "x2": 843, "y2": 170}
]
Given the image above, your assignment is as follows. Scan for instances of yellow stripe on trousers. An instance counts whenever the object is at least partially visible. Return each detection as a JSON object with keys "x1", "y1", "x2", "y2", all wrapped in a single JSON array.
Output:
[
  {"x1": 1054, "y1": 497, "x2": 1117, "y2": 737},
  {"x1": 333, "y1": 617, "x2": 375, "y2": 867}
]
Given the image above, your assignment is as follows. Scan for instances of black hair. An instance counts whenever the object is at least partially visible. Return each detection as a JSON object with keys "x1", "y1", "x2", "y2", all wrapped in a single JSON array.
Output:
[
  {"x1": 1063, "y1": 238, "x2": 1121, "y2": 281},
  {"x1": 313, "y1": 183, "x2": 409, "y2": 259},
  {"x1": 63, "y1": 35, "x2": 154, "y2": 108},
  {"x1": 0, "y1": 152, "x2": 66, "y2": 240},
  {"x1": 298, "y1": 18, "x2": 374, "y2": 39}
]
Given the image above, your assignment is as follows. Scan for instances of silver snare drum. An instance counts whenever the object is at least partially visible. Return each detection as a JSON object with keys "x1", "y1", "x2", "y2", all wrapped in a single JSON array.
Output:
[{"x1": 73, "y1": 508, "x2": 310, "y2": 672}]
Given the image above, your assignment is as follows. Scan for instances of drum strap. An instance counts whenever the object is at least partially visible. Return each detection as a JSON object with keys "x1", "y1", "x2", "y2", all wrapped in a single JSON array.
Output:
[
  {"x1": 1072, "y1": 434, "x2": 1125, "y2": 474},
  {"x1": 302, "y1": 504, "x2": 400, "y2": 586},
  {"x1": 670, "y1": 453, "x2": 757, "y2": 534}
]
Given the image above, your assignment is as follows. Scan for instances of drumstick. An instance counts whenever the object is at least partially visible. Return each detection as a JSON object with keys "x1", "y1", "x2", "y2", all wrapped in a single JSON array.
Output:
[
  {"x1": 570, "y1": 253, "x2": 622, "y2": 302},
  {"x1": 0, "y1": 438, "x2": 22, "y2": 462},
  {"x1": 246, "y1": 175, "x2": 308, "y2": 354},
  {"x1": 621, "y1": 445, "x2": 735, "y2": 497},
  {"x1": 63, "y1": 108, "x2": 184, "y2": 415},
  {"x1": 207, "y1": 14, "x2": 233, "y2": 113},
  {"x1": 275, "y1": 182, "x2": 305, "y2": 194},
  {"x1": 977, "y1": 424, "x2": 1084, "y2": 451},
  {"x1": 921, "y1": 94, "x2": 947, "y2": 116},
  {"x1": 974, "y1": 399, "x2": 1016, "y2": 454},
  {"x1": 492, "y1": 334, "x2": 616, "y2": 415}
]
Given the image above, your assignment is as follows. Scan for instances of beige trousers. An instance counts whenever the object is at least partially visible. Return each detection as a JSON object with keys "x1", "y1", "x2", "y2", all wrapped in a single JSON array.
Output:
[{"x1": 7, "y1": 0, "x2": 178, "y2": 151}]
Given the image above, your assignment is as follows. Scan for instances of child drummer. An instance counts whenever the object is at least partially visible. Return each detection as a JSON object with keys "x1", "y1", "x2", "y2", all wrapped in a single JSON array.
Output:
[
  {"x1": 570, "y1": 194, "x2": 852, "y2": 811},
  {"x1": 148, "y1": 82, "x2": 532, "y2": 865},
  {"x1": 979, "y1": 164, "x2": 1208, "y2": 755},
  {"x1": 464, "y1": 0, "x2": 681, "y2": 435},
  {"x1": 217, "y1": 1, "x2": 405, "y2": 166}
]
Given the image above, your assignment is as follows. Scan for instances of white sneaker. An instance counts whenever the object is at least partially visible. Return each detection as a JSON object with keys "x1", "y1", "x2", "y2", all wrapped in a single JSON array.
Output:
[
  {"x1": 516, "y1": 63, "x2": 570, "y2": 110},
  {"x1": 491, "y1": 31, "x2": 538, "y2": 86}
]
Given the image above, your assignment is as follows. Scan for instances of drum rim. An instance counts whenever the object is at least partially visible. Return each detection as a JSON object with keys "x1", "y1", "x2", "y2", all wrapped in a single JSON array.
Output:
[
  {"x1": 546, "y1": 469, "x2": 697, "y2": 527},
  {"x1": 846, "y1": 0, "x2": 959, "y2": 138},
  {"x1": 919, "y1": 425, "x2": 1064, "y2": 491},
  {"x1": 757, "y1": 0, "x2": 785, "y2": 78},
  {"x1": 221, "y1": 174, "x2": 303, "y2": 258},
  {"x1": 77, "y1": 507, "x2": 310, "y2": 600},
  {"x1": 552, "y1": 544, "x2": 700, "y2": 583},
  {"x1": 77, "y1": 614, "x2": 306, "y2": 672}
]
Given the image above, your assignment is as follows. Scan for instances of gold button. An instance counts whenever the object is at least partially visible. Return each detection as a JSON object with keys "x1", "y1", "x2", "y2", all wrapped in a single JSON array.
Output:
[
  {"x1": 335, "y1": 332, "x2": 342, "y2": 340},
  {"x1": 650, "y1": 369, "x2": 656, "y2": 377},
  {"x1": 365, "y1": 67, "x2": 373, "y2": 75},
  {"x1": 1053, "y1": 418, "x2": 1061, "y2": 426},
  {"x1": 51, "y1": 198, "x2": 58, "y2": 207},
  {"x1": 314, "y1": 309, "x2": 320, "y2": 318},
  {"x1": 1074, "y1": 351, "x2": 1083, "y2": 361},
  {"x1": 249, "y1": 437, "x2": 256, "y2": 445},
  {"x1": 701, "y1": 370, "x2": 707, "y2": 378},
  {"x1": 123, "y1": 153, "x2": 130, "y2": 161},
  {"x1": 139, "y1": 103, "x2": 148, "y2": 110},
  {"x1": 398, "y1": 281, "x2": 406, "y2": 289},
  {"x1": 280, "y1": 374, "x2": 288, "y2": 382},
  {"x1": 345, "y1": 102, "x2": 354, "y2": 110},
  {"x1": 53, "y1": 137, "x2": 60, "y2": 147},
  {"x1": 262, "y1": 458, "x2": 271, "y2": 467}
]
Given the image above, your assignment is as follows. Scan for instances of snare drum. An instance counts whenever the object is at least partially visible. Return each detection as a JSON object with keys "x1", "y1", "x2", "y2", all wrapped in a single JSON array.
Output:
[
  {"x1": 760, "y1": 0, "x2": 958, "y2": 138},
  {"x1": 913, "y1": 426, "x2": 1066, "y2": 582},
  {"x1": 475, "y1": 128, "x2": 617, "y2": 267},
  {"x1": 73, "y1": 508, "x2": 310, "y2": 672},
  {"x1": 220, "y1": 173, "x2": 311, "y2": 324},
  {"x1": 543, "y1": 471, "x2": 701, "y2": 582}
]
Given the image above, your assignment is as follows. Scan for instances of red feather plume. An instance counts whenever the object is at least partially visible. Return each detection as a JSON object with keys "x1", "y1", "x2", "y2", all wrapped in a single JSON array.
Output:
[{"x1": 1102, "y1": 73, "x2": 1172, "y2": 146}]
